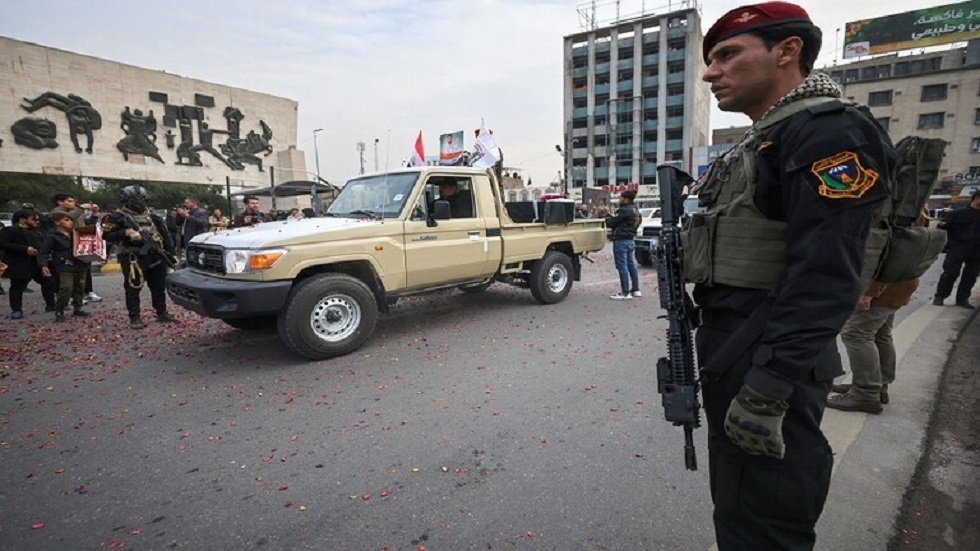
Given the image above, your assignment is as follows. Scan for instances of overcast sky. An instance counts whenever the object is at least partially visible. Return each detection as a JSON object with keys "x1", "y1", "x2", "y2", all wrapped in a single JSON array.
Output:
[{"x1": 0, "y1": 0, "x2": 948, "y2": 186}]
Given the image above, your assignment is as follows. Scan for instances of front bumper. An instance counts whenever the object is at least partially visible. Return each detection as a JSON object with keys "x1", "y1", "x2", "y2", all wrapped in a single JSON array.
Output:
[
  {"x1": 166, "y1": 269, "x2": 292, "y2": 319},
  {"x1": 634, "y1": 236, "x2": 658, "y2": 253}
]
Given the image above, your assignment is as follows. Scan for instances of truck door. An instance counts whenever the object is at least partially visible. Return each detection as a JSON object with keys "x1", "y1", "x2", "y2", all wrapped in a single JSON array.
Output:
[{"x1": 404, "y1": 176, "x2": 492, "y2": 288}]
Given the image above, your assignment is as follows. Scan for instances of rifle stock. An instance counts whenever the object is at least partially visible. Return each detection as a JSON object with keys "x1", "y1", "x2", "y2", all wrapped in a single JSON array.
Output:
[{"x1": 655, "y1": 165, "x2": 701, "y2": 471}]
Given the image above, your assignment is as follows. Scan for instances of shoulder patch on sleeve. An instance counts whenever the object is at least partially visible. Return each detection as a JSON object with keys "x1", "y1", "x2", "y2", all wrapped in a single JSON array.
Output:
[{"x1": 810, "y1": 151, "x2": 878, "y2": 199}]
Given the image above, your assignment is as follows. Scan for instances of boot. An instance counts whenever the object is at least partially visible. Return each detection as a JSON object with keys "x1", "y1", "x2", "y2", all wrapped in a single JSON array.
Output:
[
  {"x1": 826, "y1": 392, "x2": 883, "y2": 414},
  {"x1": 932, "y1": 296, "x2": 944, "y2": 305},
  {"x1": 45, "y1": 304, "x2": 57, "y2": 312},
  {"x1": 129, "y1": 317, "x2": 146, "y2": 330},
  {"x1": 55, "y1": 311, "x2": 66, "y2": 323},
  {"x1": 156, "y1": 312, "x2": 177, "y2": 323},
  {"x1": 832, "y1": 383, "x2": 888, "y2": 404},
  {"x1": 73, "y1": 309, "x2": 91, "y2": 317}
]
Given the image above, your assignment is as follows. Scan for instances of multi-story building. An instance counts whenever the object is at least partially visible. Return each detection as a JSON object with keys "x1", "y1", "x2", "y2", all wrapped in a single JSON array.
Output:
[
  {"x1": 826, "y1": 41, "x2": 980, "y2": 204},
  {"x1": 562, "y1": 3, "x2": 710, "y2": 202}
]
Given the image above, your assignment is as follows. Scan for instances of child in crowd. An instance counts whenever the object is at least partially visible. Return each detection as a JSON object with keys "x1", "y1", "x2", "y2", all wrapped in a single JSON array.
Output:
[{"x1": 39, "y1": 212, "x2": 91, "y2": 322}]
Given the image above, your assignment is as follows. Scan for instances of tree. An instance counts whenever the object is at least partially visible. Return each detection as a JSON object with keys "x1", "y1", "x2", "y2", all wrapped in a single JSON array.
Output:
[{"x1": 0, "y1": 172, "x2": 83, "y2": 211}]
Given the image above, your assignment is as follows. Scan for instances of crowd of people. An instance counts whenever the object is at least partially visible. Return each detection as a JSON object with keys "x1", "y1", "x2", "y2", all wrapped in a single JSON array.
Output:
[{"x1": 1, "y1": 190, "x2": 315, "y2": 324}]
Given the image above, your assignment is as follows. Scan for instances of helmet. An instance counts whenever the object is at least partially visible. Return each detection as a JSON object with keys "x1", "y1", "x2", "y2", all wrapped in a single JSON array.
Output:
[{"x1": 120, "y1": 185, "x2": 148, "y2": 212}]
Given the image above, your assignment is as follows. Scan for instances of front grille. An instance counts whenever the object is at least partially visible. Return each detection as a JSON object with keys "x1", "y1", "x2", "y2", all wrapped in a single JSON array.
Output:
[
  {"x1": 642, "y1": 227, "x2": 661, "y2": 238},
  {"x1": 186, "y1": 244, "x2": 225, "y2": 274}
]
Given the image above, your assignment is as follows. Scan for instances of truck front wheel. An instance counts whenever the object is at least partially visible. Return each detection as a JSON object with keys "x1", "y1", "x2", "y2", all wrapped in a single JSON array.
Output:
[
  {"x1": 278, "y1": 274, "x2": 379, "y2": 360},
  {"x1": 635, "y1": 249, "x2": 654, "y2": 267},
  {"x1": 529, "y1": 251, "x2": 574, "y2": 304}
]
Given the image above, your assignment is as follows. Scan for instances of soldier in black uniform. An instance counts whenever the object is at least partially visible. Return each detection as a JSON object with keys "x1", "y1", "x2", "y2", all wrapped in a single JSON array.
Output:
[
  {"x1": 691, "y1": 3, "x2": 895, "y2": 549},
  {"x1": 102, "y1": 185, "x2": 177, "y2": 329}
]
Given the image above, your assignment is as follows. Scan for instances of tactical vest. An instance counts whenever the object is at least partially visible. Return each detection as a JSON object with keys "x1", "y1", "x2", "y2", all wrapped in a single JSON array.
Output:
[
  {"x1": 682, "y1": 97, "x2": 890, "y2": 289},
  {"x1": 117, "y1": 208, "x2": 164, "y2": 255}
]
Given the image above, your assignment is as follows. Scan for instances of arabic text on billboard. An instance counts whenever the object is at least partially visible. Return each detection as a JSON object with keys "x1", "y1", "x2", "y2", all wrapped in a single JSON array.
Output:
[{"x1": 843, "y1": 0, "x2": 980, "y2": 59}]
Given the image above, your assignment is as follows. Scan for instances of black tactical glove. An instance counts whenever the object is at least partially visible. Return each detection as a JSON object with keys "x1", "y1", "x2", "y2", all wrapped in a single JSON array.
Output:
[{"x1": 724, "y1": 384, "x2": 789, "y2": 459}]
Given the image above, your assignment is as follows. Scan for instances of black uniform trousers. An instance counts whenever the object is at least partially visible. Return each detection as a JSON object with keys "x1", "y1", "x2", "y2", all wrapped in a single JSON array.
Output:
[
  {"x1": 119, "y1": 254, "x2": 168, "y2": 319},
  {"x1": 697, "y1": 317, "x2": 838, "y2": 551},
  {"x1": 935, "y1": 248, "x2": 979, "y2": 305}
]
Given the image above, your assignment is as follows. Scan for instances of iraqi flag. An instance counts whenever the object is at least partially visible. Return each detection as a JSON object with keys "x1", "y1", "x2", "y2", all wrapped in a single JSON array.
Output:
[
  {"x1": 407, "y1": 131, "x2": 425, "y2": 167},
  {"x1": 470, "y1": 119, "x2": 500, "y2": 169}
]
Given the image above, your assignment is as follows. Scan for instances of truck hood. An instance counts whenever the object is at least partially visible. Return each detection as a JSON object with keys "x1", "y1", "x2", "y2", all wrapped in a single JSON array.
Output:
[{"x1": 190, "y1": 217, "x2": 384, "y2": 249}]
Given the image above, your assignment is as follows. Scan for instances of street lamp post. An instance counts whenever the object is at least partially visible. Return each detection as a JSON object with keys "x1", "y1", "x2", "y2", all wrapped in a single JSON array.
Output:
[
  {"x1": 373, "y1": 138, "x2": 379, "y2": 172},
  {"x1": 555, "y1": 144, "x2": 568, "y2": 197}
]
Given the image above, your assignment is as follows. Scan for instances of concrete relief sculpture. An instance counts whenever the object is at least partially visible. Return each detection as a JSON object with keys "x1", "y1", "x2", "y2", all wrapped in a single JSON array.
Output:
[
  {"x1": 21, "y1": 92, "x2": 102, "y2": 153},
  {"x1": 175, "y1": 117, "x2": 203, "y2": 166},
  {"x1": 116, "y1": 107, "x2": 164, "y2": 163},
  {"x1": 9, "y1": 89, "x2": 275, "y2": 172},
  {"x1": 219, "y1": 106, "x2": 273, "y2": 171},
  {"x1": 10, "y1": 117, "x2": 58, "y2": 149}
]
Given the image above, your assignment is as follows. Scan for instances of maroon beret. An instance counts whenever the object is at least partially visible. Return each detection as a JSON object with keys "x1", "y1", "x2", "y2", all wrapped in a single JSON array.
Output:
[{"x1": 703, "y1": 1, "x2": 812, "y2": 64}]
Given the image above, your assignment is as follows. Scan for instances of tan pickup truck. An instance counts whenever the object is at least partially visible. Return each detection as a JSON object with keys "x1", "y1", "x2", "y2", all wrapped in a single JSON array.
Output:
[{"x1": 167, "y1": 166, "x2": 606, "y2": 359}]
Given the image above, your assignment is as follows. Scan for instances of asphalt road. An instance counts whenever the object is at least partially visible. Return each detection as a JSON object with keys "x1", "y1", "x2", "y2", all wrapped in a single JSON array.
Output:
[{"x1": 1, "y1": 248, "x2": 975, "y2": 550}]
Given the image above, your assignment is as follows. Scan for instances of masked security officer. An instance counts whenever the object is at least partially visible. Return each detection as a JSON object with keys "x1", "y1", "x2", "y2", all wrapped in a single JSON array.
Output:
[
  {"x1": 102, "y1": 185, "x2": 177, "y2": 329},
  {"x1": 690, "y1": 3, "x2": 895, "y2": 549}
]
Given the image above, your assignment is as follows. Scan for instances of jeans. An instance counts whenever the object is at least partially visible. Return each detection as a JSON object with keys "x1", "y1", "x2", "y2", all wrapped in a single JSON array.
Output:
[
  {"x1": 612, "y1": 239, "x2": 640, "y2": 295},
  {"x1": 840, "y1": 306, "x2": 897, "y2": 401}
]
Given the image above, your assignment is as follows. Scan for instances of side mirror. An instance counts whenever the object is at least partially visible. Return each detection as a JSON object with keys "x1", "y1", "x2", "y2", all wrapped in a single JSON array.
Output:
[{"x1": 433, "y1": 200, "x2": 451, "y2": 220}]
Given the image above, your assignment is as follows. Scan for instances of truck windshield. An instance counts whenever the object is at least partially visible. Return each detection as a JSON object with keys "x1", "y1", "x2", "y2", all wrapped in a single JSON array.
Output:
[{"x1": 327, "y1": 173, "x2": 419, "y2": 219}]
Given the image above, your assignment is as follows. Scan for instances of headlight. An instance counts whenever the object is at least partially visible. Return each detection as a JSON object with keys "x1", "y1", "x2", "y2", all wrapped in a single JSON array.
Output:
[{"x1": 223, "y1": 249, "x2": 287, "y2": 274}]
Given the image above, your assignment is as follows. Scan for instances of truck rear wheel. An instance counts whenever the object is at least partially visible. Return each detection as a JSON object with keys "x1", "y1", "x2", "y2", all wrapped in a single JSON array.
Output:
[
  {"x1": 529, "y1": 251, "x2": 573, "y2": 304},
  {"x1": 223, "y1": 316, "x2": 277, "y2": 331},
  {"x1": 278, "y1": 273, "x2": 378, "y2": 360}
]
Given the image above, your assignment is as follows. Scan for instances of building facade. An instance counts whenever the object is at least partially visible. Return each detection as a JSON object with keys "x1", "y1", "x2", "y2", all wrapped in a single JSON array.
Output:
[
  {"x1": 826, "y1": 41, "x2": 980, "y2": 204},
  {"x1": 562, "y1": 4, "x2": 710, "y2": 202},
  {"x1": 0, "y1": 36, "x2": 305, "y2": 190}
]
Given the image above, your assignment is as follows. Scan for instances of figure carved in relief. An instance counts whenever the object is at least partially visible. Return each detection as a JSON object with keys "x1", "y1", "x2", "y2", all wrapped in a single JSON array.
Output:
[
  {"x1": 175, "y1": 117, "x2": 202, "y2": 166},
  {"x1": 116, "y1": 107, "x2": 164, "y2": 163},
  {"x1": 221, "y1": 120, "x2": 274, "y2": 171},
  {"x1": 21, "y1": 92, "x2": 102, "y2": 154},
  {"x1": 10, "y1": 117, "x2": 58, "y2": 149},
  {"x1": 189, "y1": 121, "x2": 236, "y2": 169}
]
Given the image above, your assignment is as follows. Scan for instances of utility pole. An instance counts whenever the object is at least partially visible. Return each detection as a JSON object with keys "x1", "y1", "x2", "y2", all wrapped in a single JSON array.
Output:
[
  {"x1": 356, "y1": 141, "x2": 366, "y2": 174},
  {"x1": 374, "y1": 138, "x2": 380, "y2": 172},
  {"x1": 313, "y1": 128, "x2": 323, "y2": 180}
]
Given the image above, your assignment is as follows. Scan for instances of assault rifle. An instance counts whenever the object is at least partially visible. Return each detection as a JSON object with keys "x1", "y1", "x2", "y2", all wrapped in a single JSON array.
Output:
[
  {"x1": 655, "y1": 165, "x2": 701, "y2": 471},
  {"x1": 119, "y1": 211, "x2": 176, "y2": 270}
]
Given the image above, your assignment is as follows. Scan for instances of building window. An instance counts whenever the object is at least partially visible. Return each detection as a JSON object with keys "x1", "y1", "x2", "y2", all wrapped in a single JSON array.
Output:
[
  {"x1": 921, "y1": 84, "x2": 948, "y2": 102},
  {"x1": 918, "y1": 112, "x2": 945, "y2": 129},
  {"x1": 844, "y1": 69, "x2": 858, "y2": 82},
  {"x1": 595, "y1": 135, "x2": 607, "y2": 146},
  {"x1": 876, "y1": 65, "x2": 891, "y2": 78},
  {"x1": 895, "y1": 62, "x2": 909, "y2": 76},
  {"x1": 868, "y1": 90, "x2": 893, "y2": 106},
  {"x1": 861, "y1": 66, "x2": 878, "y2": 80},
  {"x1": 975, "y1": 108, "x2": 980, "y2": 124},
  {"x1": 972, "y1": 137, "x2": 980, "y2": 153},
  {"x1": 875, "y1": 117, "x2": 890, "y2": 131}
]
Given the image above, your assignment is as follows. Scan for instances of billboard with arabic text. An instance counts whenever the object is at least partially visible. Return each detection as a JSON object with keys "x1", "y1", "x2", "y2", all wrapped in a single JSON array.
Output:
[{"x1": 843, "y1": 0, "x2": 980, "y2": 59}]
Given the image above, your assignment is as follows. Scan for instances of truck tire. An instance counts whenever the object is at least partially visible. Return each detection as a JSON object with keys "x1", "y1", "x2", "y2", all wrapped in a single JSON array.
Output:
[
  {"x1": 278, "y1": 273, "x2": 379, "y2": 360},
  {"x1": 459, "y1": 281, "x2": 493, "y2": 294},
  {"x1": 635, "y1": 249, "x2": 654, "y2": 267},
  {"x1": 529, "y1": 250, "x2": 574, "y2": 304},
  {"x1": 223, "y1": 316, "x2": 278, "y2": 331}
]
